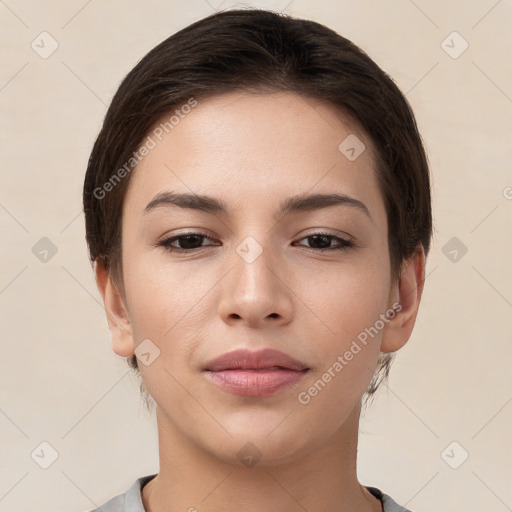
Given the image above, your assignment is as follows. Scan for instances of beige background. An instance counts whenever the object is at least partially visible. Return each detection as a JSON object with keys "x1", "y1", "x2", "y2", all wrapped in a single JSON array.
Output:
[{"x1": 1, "y1": 0, "x2": 511, "y2": 511}]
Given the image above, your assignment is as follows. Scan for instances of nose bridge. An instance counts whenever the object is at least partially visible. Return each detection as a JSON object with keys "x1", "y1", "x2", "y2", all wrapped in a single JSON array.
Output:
[
  {"x1": 233, "y1": 234, "x2": 278, "y2": 298},
  {"x1": 219, "y1": 233, "x2": 292, "y2": 325}
]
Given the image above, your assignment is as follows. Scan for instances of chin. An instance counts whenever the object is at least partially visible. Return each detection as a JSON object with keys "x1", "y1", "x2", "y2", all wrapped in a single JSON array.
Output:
[{"x1": 203, "y1": 421, "x2": 319, "y2": 468}]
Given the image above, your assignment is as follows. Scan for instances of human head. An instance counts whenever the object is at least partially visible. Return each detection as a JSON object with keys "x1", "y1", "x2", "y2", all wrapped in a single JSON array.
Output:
[{"x1": 83, "y1": 8, "x2": 432, "y2": 411}]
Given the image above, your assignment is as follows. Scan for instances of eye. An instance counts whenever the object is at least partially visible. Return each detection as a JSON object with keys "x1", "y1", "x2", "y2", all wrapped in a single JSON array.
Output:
[
  {"x1": 157, "y1": 232, "x2": 218, "y2": 253},
  {"x1": 156, "y1": 231, "x2": 355, "y2": 254},
  {"x1": 294, "y1": 232, "x2": 355, "y2": 252}
]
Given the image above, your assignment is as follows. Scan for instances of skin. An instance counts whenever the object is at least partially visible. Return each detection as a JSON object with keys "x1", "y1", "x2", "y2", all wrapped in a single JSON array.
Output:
[{"x1": 95, "y1": 91, "x2": 426, "y2": 512}]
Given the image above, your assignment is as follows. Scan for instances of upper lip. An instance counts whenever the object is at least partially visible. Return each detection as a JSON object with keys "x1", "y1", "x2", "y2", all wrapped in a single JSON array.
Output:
[{"x1": 203, "y1": 348, "x2": 309, "y2": 372}]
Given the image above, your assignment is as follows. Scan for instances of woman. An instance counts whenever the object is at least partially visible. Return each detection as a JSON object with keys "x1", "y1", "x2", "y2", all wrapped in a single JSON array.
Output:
[{"x1": 83, "y1": 8, "x2": 431, "y2": 512}]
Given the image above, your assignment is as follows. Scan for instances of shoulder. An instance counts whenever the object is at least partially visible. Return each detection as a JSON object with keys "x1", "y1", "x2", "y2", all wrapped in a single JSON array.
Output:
[
  {"x1": 85, "y1": 474, "x2": 157, "y2": 512},
  {"x1": 366, "y1": 486, "x2": 415, "y2": 512}
]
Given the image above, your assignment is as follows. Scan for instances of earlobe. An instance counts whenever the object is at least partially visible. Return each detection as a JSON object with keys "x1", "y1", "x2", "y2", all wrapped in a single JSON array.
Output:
[
  {"x1": 380, "y1": 245, "x2": 426, "y2": 353},
  {"x1": 93, "y1": 260, "x2": 136, "y2": 358}
]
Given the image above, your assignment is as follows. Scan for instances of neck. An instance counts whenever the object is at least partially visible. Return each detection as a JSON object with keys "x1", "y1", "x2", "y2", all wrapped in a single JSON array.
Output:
[{"x1": 142, "y1": 401, "x2": 382, "y2": 512}]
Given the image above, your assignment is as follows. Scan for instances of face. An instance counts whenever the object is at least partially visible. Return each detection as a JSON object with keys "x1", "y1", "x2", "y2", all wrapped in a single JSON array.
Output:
[{"x1": 113, "y1": 91, "x2": 402, "y2": 466}]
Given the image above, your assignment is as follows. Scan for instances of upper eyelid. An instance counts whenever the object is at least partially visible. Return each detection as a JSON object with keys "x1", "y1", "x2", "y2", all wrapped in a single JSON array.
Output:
[
  {"x1": 161, "y1": 230, "x2": 350, "y2": 239},
  {"x1": 161, "y1": 231, "x2": 217, "y2": 243}
]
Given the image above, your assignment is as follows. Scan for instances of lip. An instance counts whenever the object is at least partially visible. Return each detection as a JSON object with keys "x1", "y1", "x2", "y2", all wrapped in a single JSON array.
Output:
[
  {"x1": 203, "y1": 348, "x2": 310, "y2": 397},
  {"x1": 203, "y1": 348, "x2": 309, "y2": 372}
]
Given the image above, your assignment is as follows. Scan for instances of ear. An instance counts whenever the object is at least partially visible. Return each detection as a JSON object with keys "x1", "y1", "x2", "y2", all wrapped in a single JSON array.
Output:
[
  {"x1": 94, "y1": 259, "x2": 135, "y2": 357},
  {"x1": 380, "y1": 244, "x2": 426, "y2": 353}
]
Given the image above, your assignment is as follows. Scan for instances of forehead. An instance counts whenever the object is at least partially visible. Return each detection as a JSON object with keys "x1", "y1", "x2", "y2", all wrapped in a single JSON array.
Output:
[{"x1": 122, "y1": 90, "x2": 385, "y2": 225}]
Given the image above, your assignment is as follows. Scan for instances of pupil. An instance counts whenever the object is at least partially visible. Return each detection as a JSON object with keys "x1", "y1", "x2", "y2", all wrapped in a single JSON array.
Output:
[
  {"x1": 181, "y1": 235, "x2": 201, "y2": 249},
  {"x1": 310, "y1": 235, "x2": 330, "y2": 249}
]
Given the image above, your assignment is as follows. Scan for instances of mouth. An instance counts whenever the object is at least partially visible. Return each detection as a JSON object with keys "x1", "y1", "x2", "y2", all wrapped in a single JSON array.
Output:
[
  {"x1": 203, "y1": 348, "x2": 310, "y2": 397},
  {"x1": 203, "y1": 347, "x2": 309, "y2": 372}
]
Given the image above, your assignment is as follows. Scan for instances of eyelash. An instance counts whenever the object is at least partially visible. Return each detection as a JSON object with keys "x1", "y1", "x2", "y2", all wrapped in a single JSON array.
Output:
[{"x1": 156, "y1": 231, "x2": 355, "y2": 254}]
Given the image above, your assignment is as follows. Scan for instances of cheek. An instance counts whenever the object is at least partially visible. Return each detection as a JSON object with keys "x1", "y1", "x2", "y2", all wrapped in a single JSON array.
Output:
[
  {"x1": 304, "y1": 256, "x2": 391, "y2": 343},
  {"x1": 122, "y1": 251, "x2": 219, "y2": 390},
  {"x1": 297, "y1": 258, "x2": 390, "y2": 398},
  {"x1": 124, "y1": 250, "x2": 212, "y2": 332}
]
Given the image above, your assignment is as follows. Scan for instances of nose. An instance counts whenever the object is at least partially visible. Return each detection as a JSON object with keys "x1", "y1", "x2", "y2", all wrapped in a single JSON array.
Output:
[{"x1": 217, "y1": 239, "x2": 294, "y2": 328}]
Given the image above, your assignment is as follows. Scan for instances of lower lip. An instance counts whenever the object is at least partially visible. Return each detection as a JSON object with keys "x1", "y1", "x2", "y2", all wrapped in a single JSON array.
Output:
[{"x1": 205, "y1": 369, "x2": 309, "y2": 397}]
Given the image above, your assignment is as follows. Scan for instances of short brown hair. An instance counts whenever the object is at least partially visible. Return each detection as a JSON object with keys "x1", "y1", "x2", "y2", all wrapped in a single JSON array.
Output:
[{"x1": 83, "y1": 8, "x2": 432, "y2": 409}]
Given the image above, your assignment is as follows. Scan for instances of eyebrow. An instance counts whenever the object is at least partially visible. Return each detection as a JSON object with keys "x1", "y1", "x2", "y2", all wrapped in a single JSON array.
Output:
[{"x1": 144, "y1": 191, "x2": 373, "y2": 222}]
